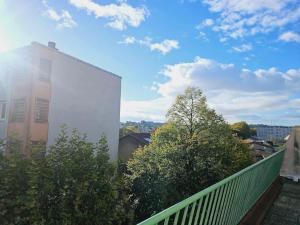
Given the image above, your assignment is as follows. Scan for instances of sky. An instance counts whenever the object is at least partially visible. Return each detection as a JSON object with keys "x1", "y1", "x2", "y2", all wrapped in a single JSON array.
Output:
[{"x1": 0, "y1": 0, "x2": 300, "y2": 125}]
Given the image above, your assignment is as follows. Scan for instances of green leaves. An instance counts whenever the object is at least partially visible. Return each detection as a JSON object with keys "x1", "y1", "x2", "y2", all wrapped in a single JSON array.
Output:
[
  {"x1": 0, "y1": 127, "x2": 131, "y2": 225},
  {"x1": 230, "y1": 121, "x2": 256, "y2": 139},
  {"x1": 126, "y1": 87, "x2": 253, "y2": 222},
  {"x1": 0, "y1": 148, "x2": 32, "y2": 225},
  {"x1": 119, "y1": 125, "x2": 140, "y2": 138}
]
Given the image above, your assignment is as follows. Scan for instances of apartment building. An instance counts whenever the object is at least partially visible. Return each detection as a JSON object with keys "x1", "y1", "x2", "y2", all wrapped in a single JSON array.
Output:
[
  {"x1": 251, "y1": 125, "x2": 293, "y2": 141},
  {"x1": 0, "y1": 42, "x2": 121, "y2": 159}
]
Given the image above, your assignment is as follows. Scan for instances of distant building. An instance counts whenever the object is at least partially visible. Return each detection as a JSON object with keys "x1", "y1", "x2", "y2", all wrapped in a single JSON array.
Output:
[
  {"x1": 120, "y1": 120, "x2": 164, "y2": 133},
  {"x1": 119, "y1": 133, "x2": 150, "y2": 161},
  {"x1": 0, "y1": 41, "x2": 121, "y2": 159},
  {"x1": 251, "y1": 125, "x2": 293, "y2": 141},
  {"x1": 242, "y1": 138, "x2": 275, "y2": 161}
]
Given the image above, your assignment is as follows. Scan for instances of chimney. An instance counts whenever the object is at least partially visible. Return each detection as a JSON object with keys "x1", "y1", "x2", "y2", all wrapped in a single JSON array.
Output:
[{"x1": 48, "y1": 41, "x2": 56, "y2": 49}]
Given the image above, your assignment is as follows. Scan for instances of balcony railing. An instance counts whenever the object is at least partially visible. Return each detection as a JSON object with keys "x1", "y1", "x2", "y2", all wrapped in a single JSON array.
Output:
[{"x1": 138, "y1": 149, "x2": 285, "y2": 225}]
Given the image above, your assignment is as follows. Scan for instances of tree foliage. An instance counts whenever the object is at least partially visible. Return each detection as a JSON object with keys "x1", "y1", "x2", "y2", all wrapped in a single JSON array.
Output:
[
  {"x1": 127, "y1": 87, "x2": 253, "y2": 222},
  {"x1": 230, "y1": 121, "x2": 256, "y2": 139},
  {"x1": 0, "y1": 127, "x2": 132, "y2": 225},
  {"x1": 0, "y1": 142, "x2": 32, "y2": 225},
  {"x1": 119, "y1": 125, "x2": 140, "y2": 138}
]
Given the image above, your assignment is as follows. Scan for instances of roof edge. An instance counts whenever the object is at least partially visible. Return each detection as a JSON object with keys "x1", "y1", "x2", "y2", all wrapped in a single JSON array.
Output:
[{"x1": 31, "y1": 41, "x2": 122, "y2": 79}]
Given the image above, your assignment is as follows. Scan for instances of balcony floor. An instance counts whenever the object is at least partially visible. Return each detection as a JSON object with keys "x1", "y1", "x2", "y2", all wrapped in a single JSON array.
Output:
[{"x1": 262, "y1": 179, "x2": 300, "y2": 225}]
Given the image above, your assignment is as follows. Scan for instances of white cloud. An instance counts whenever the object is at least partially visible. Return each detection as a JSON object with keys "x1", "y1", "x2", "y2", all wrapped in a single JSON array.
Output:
[
  {"x1": 232, "y1": 43, "x2": 253, "y2": 52},
  {"x1": 43, "y1": 1, "x2": 77, "y2": 29},
  {"x1": 45, "y1": 8, "x2": 61, "y2": 21},
  {"x1": 279, "y1": 31, "x2": 300, "y2": 43},
  {"x1": 219, "y1": 37, "x2": 228, "y2": 42},
  {"x1": 118, "y1": 36, "x2": 137, "y2": 44},
  {"x1": 156, "y1": 57, "x2": 296, "y2": 97},
  {"x1": 201, "y1": 0, "x2": 300, "y2": 39},
  {"x1": 45, "y1": 9, "x2": 77, "y2": 29},
  {"x1": 121, "y1": 97, "x2": 172, "y2": 122},
  {"x1": 207, "y1": 90, "x2": 289, "y2": 116},
  {"x1": 150, "y1": 39, "x2": 180, "y2": 55},
  {"x1": 121, "y1": 56, "x2": 300, "y2": 124},
  {"x1": 283, "y1": 69, "x2": 300, "y2": 88},
  {"x1": 290, "y1": 98, "x2": 300, "y2": 112},
  {"x1": 119, "y1": 36, "x2": 179, "y2": 55},
  {"x1": 283, "y1": 69, "x2": 300, "y2": 81},
  {"x1": 204, "y1": 0, "x2": 289, "y2": 13},
  {"x1": 69, "y1": 0, "x2": 149, "y2": 30},
  {"x1": 197, "y1": 31, "x2": 209, "y2": 41},
  {"x1": 197, "y1": 18, "x2": 214, "y2": 28},
  {"x1": 254, "y1": 67, "x2": 281, "y2": 79}
]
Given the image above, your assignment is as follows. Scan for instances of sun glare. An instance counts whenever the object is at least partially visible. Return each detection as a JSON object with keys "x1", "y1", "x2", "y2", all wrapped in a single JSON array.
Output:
[
  {"x1": 0, "y1": 2, "x2": 13, "y2": 54},
  {"x1": 0, "y1": 28, "x2": 11, "y2": 53},
  {"x1": 0, "y1": 24, "x2": 10, "y2": 53}
]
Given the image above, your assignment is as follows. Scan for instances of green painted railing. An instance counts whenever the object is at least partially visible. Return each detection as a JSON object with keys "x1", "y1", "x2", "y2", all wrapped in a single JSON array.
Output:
[{"x1": 138, "y1": 149, "x2": 285, "y2": 225}]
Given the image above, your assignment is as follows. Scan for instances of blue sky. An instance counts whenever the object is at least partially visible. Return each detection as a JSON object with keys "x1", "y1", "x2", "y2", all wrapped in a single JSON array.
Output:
[{"x1": 1, "y1": 0, "x2": 300, "y2": 125}]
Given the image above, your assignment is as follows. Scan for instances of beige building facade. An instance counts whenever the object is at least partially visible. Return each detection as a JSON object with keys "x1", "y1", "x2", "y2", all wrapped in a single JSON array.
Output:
[{"x1": 0, "y1": 42, "x2": 121, "y2": 159}]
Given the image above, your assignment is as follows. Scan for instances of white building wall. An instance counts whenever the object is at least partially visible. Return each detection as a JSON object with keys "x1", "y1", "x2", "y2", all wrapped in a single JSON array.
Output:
[
  {"x1": 256, "y1": 126, "x2": 293, "y2": 141},
  {"x1": 44, "y1": 45, "x2": 121, "y2": 160}
]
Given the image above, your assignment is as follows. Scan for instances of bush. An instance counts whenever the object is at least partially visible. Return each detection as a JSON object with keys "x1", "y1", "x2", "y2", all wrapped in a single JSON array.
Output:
[
  {"x1": 0, "y1": 127, "x2": 131, "y2": 225},
  {"x1": 0, "y1": 145, "x2": 32, "y2": 225}
]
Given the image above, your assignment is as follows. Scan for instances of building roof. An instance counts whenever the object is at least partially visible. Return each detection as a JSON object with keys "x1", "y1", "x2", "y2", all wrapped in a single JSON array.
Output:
[
  {"x1": 242, "y1": 138, "x2": 264, "y2": 144},
  {"x1": 120, "y1": 132, "x2": 151, "y2": 145},
  {"x1": 30, "y1": 41, "x2": 121, "y2": 79},
  {"x1": 242, "y1": 138, "x2": 275, "y2": 153}
]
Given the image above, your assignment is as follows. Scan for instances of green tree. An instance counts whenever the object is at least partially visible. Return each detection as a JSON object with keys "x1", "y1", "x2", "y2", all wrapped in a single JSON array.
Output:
[
  {"x1": 127, "y1": 87, "x2": 253, "y2": 222},
  {"x1": 0, "y1": 127, "x2": 132, "y2": 225},
  {"x1": 0, "y1": 139, "x2": 32, "y2": 225},
  {"x1": 119, "y1": 125, "x2": 139, "y2": 138},
  {"x1": 230, "y1": 121, "x2": 256, "y2": 139},
  {"x1": 29, "y1": 127, "x2": 130, "y2": 225}
]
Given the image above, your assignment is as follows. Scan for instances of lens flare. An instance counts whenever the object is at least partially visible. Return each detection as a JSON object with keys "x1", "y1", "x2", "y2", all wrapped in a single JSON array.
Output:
[{"x1": 0, "y1": 1, "x2": 11, "y2": 53}]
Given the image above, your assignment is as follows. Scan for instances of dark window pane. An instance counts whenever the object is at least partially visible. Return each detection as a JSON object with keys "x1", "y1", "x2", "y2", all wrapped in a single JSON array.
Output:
[{"x1": 12, "y1": 99, "x2": 26, "y2": 122}]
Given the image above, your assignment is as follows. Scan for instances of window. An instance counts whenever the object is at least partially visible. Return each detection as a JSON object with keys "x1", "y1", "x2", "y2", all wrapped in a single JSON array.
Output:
[
  {"x1": 31, "y1": 140, "x2": 46, "y2": 158},
  {"x1": 0, "y1": 102, "x2": 7, "y2": 120},
  {"x1": 35, "y1": 98, "x2": 49, "y2": 123},
  {"x1": 12, "y1": 98, "x2": 26, "y2": 122},
  {"x1": 39, "y1": 58, "x2": 52, "y2": 80}
]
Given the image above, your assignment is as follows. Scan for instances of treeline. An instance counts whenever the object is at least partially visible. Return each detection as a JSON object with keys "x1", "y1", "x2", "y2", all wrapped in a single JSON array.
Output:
[
  {"x1": 0, "y1": 87, "x2": 253, "y2": 225},
  {"x1": 119, "y1": 121, "x2": 164, "y2": 137},
  {"x1": 0, "y1": 128, "x2": 132, "y2": 225}
]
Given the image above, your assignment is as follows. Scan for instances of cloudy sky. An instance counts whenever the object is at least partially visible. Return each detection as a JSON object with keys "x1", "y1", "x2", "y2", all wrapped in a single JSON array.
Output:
[{"x1": 1, "y1": 0, "x2": 300, "y2": 125}]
